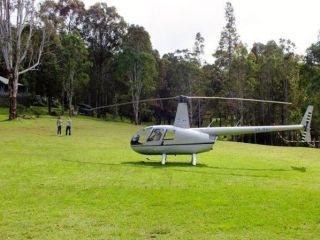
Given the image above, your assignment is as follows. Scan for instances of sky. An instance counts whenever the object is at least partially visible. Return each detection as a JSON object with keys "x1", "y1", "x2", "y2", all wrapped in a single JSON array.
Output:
[{"x1": 84, "y1": 0, "x2": 320, "y2": 63}]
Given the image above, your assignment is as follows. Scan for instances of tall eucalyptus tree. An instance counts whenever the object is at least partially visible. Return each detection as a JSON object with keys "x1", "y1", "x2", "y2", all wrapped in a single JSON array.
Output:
[
  {"x1": 0, "y1": 0, "x2": 46, "y2": 119},
  {"x1": 116, "y1": 25, "x2": 157, "y2": 124},
  {"x1": 83, "y1": 3, "x2": 126, "y2": 107}
]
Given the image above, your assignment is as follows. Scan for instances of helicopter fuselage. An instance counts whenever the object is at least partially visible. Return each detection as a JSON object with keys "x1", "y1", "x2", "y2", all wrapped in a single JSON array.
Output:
[
  {"x1": 130, "y1": 123, "x2": 305, "y2": 156},
  {"x1": 130, "y1": 125, "x2": 216, "y2": 155}
]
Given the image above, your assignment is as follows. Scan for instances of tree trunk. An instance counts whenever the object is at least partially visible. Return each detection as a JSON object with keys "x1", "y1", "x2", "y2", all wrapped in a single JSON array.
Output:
[
  {"x1": 8, "y1": 70, "x2": 18, "y2": 120},
  {"x1": 61, "y1": 89, "x2": 64, "y2": 115},
  {"x1": 197, "y1": 99, "x2": 201, "y2": 127},
  {"x1": 9, "y1": 95, "x2": 17, "y2": 120},
  {"x1": 132, "y1": 95, "x2": 139, "y2": 125},
  {"x1": 68, "y1": 94, "x2": 73, "y2": 117},
  {"x1": 134, "y1": 107, "x2": 139, "y2": 125},
  {"x1": 68, "y1": 73, "x2": 74, "y2": 117},
  {"x1": 48, "y1": 96, "x2": 52, "y2": 115}
]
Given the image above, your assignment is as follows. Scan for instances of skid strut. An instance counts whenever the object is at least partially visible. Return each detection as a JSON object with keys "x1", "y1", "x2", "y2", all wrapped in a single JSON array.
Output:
[
  {"x1": 161, "y1": 153, "x2": 167, "y2": 165},
  {"x1": 191, "y1": 153, "x2": 197, "y2": 166}
]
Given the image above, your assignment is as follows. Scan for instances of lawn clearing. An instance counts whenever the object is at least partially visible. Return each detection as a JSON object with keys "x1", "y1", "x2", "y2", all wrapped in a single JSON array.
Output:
[{"x1": 0, "y1": 111, "x2": 320, "y2": 239}]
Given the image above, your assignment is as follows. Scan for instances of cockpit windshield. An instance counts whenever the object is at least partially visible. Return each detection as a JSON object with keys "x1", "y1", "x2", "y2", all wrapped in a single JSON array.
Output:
[{"x1": 130, "y1": 127, "x2": 152, "y2": 145}]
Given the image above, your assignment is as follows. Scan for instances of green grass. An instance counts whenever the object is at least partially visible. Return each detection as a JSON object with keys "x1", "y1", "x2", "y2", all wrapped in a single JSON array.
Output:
[{"x1": 0, "y1": 110, "x2": 320, "y2": 239}]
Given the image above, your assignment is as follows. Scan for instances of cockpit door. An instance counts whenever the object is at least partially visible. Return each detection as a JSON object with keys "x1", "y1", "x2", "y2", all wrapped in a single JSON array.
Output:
[{"x1": 144, "y1": 128, "x2": 165, "y2": 145}]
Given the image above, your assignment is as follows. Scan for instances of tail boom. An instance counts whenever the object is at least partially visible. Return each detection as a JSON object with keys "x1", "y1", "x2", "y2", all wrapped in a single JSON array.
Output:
[
  {"x1": 195, "y1": 106, "x2": 313, "y2": 142},
  {"x1": 195, "y1": 124, "x2": 303, "y2": 136}
]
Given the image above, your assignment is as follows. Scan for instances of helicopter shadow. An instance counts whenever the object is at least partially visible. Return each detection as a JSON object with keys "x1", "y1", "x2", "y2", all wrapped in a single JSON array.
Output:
[
  {"x1": 122, "y1": 161, "x2": 274, "y2": 178},
  {"x1": 121, "y1": 161, "x2": 309, "y2": 178},
  {"x1": 62, "y1": 160, "x2": 305, "y2": 178},
  {"x1": 291, "y1": 166, "x2": 307, "y2": 172},
  {"x1": 122, "y1": 161, "x2": 209, "y2": 168},
  {"x1": 62, "y1": 159, "x2": 122, "y2": 167},
  {"x1": 122, "y1": 161, "x2": 292, "y2": 172}
]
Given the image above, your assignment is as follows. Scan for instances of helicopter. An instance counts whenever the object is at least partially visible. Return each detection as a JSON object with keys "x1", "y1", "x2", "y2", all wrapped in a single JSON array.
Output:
[{"x1": 91, "y1": 95, "x2": 313, "y2": 166}]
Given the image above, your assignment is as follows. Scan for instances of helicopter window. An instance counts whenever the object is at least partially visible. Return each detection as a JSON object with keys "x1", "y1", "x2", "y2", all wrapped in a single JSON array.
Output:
[
  {"x1": 147, "y1": 129, "x2": 165, "y2": 142},
  {"x1": 163, "y1": 130, "x2": 176, "y2": 140},
  {"x1": 131, "y1": 127, "x2": 152, "y2": 145}
]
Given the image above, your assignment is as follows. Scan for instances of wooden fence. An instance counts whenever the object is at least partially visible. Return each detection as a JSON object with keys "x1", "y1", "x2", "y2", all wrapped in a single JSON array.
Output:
[{"x1": 0, "y1": 92, "x2": 31, "y2": 107}]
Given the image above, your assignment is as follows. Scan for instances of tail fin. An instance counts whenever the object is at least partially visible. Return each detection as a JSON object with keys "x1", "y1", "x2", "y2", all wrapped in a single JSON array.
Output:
[
  {"x1": 174, "y1": 102, "x2": 190, "y2": 128},
  {"x1": 301, "y1": 105, "x2": 313, "y2": 142}
]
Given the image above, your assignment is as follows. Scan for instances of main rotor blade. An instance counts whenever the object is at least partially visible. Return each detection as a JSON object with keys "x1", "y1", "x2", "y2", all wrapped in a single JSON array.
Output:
[
  {"x1": 187, "y1": 96, "x2": 292, "y2": 105},
  {"x1": 90, "y1": 96, "x2": 177, "y2": 111},
  {"x1": 89, "y1": 95, "x2": 291, "y2": 111}
]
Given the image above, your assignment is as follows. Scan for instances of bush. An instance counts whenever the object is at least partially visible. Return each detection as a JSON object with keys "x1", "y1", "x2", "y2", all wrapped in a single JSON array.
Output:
[
  {"x1": 32, "y1": 95, "x2": 46, "y2": 106},
  {"x1": 17, "y1": 104, "x2": 27, "y2": 114}
]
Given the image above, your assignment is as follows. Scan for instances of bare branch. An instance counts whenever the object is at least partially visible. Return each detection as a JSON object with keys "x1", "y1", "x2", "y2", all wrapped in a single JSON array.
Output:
[
  {"x1": 20, "y1": 0, "x2": 35, "y2": 63},
  {"x1": 19, "y1": 26, "x2": 45, "y2": 75}
]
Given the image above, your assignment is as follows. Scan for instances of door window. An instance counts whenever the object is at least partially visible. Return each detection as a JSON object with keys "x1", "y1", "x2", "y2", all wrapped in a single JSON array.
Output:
[{"x1": 163, "y1": 130, "x2": 176, "y2": 140}]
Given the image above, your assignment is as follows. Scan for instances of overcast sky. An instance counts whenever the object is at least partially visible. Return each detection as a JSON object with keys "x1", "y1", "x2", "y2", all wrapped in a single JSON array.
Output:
[{"x1": 84, "y1": 0, "x2": 320, "y2": 63}]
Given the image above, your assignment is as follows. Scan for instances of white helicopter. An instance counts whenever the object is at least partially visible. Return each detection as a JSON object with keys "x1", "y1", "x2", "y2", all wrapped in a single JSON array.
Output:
[{"x1": 92, "y1": 96, "x2": 313, "y2": 166}]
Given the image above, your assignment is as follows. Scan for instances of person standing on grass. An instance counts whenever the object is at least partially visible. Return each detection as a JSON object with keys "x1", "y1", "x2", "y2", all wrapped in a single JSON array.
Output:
[
  {"x1": 57, "y1": 116, "x2": 63, "y2": 136},
  {"x1": 66, "y1": 117, "x2": 72, "y2": 136}
]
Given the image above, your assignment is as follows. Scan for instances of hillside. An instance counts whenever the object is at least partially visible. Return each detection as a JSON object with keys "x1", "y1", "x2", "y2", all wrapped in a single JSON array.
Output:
[{"x1": 0, "y1": 112, "x2": 320, "y2": 239}]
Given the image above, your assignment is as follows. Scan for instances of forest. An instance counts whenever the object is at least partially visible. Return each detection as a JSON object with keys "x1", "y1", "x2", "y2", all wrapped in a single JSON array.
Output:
[{"x1": 0, "y1": 0, "x2": 319, "y2": 145}]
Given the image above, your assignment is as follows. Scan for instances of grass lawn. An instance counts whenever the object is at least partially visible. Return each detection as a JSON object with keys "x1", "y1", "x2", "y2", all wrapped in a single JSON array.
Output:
[{"x1": 0, "y1": 109, "x2": 320, "y2": 239}]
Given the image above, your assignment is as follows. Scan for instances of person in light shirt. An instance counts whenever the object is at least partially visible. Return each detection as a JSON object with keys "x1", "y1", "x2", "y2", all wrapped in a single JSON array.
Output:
[
  {"x1": 66, "y1": 117, "x2": 72, "y2": 136},
  {"x1": 56, "y1": 116, "x2": 63, "y2": 136}
]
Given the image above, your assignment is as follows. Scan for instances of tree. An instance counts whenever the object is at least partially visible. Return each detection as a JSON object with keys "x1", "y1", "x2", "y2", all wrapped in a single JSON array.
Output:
[
  {"x1": 116, "y1": 25, "x2": 157, "y2": 124},
  {"x1": 214, "y1": 2, "x2": 239, "y2": 70},
  {"x1": 162, "y1": 50, "x2": 202, "y2": 125},
  {"x1": 247, "y1": 40, "x2": 301, "y2": 144},
  {"x1": 25, "y1": 42, "x2": 63, "y2": 114},
  {"x1": 46, "y1": 0, "x2": 90, "y2": 114},
  {"x1": 54, "y1": 0, "x2": 86, "y2": 33},
  {"x1": 229, "y1": 43, "x2": 248, "y2": 127},
  {"x1": 213, "y1": 1, "x2": 240, "y2": 129},
  {"x1": 83, "y1": 2, "x2": 126, "y2": 108},
  {"x1": 193, "y1": 32, "x2": 205, "y2": 65},
  {"x1": 60, "y1": 33, "x2": 90, "y2": 116},
  {"x1": 279, "y1": 39, "x2": 300, "y2": 125},
  {"x1": 0, "y1": 0, "x2": 46, "y2": 119},
  {"x1": 153, "y1": 50, "x2": 172, "y2": 124},
  {"x1": 24, "y1": 0, "x2": 65, "y2": 114}
]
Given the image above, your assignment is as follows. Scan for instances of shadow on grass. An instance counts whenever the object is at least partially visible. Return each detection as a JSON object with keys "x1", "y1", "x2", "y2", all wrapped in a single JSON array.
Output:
[
  {"x1": 62, "y1": 159, "x2": 209, "y2": 168},
  {"x1": 62, "y1": 160, "x2": 299, "y2": 178},
  {"x1": 62, "y1": 159, "x2": 121, "y2": 166},
  {"x1": 63, "y1": 159, "x2": 291, "y2": 173},
  {"x1": 123, "y1": 161, "x2": 272, "y2": 178},
  {"x1": 207, "y1": 166, "x2": 288, "y2": 172},
  {"x1": 0, "y1": 119, "x2": 9, "y2": 122},
  {"x1": 122, "y1": 161, "x2": 208, "y2": 168},
  {"x1": 291, "y1": 166, "x2": 307, "y2": 172},
  {"x1": 123, "y1": 161, "x2": 289, "y2": 172},
  {"x1": 62, "y1": 159, "x2": 271, "y2": 178}
]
